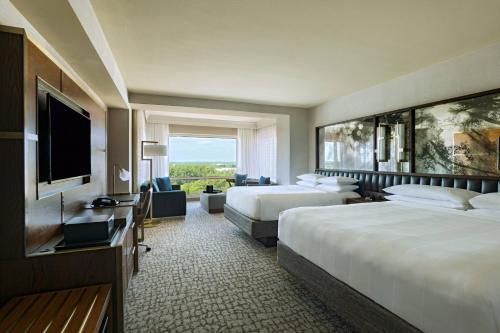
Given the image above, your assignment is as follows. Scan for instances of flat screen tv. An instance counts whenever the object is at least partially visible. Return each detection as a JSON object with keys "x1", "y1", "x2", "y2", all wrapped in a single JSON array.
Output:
[
  {"x1": 48, "y1": 95, "x2": 91, "y2": 182},
  {"x1": 37, "y1": 80, "x2": 91, "y2": 185}
]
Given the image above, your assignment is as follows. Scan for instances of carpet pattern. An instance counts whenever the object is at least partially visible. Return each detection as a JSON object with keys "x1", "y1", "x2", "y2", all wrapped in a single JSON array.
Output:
[{"x1": 125, "y1": 203, "x2": 353, "y2": 332}]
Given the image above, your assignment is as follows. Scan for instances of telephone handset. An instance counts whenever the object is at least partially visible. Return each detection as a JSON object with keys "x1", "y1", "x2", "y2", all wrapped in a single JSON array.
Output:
[{"x1": 92, "y1": 197, "x2": 119, "y2": 207}]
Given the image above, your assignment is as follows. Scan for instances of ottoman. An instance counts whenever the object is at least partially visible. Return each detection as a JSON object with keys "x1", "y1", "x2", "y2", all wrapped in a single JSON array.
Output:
[{"x1": 200, "y1": 192, "x2": 226, "y2": 213}]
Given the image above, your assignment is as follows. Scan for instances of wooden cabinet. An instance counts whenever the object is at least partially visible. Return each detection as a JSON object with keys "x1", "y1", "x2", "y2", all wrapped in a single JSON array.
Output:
[{"x1": 122, "y1": 221, "x2": 135, "y2": 292}]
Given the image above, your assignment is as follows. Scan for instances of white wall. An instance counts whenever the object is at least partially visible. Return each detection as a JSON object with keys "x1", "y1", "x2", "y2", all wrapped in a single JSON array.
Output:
[{"x1": 309, "y1": 41, "x2": 500, "y2": 169}]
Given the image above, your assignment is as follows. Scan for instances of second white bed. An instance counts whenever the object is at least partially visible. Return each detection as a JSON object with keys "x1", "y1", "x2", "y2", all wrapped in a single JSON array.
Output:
[
  {"x1": 225, "y1": 185, "x2": 359, "y2": 221},
  {"x1": 278, "y1": 201, "x2": 500, "y2": 333}
]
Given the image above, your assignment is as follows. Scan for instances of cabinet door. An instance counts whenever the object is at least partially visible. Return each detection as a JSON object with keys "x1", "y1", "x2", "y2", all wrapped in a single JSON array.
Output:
[{"x1": 122, "y1": 226, "x2": 134, "y2": 292}]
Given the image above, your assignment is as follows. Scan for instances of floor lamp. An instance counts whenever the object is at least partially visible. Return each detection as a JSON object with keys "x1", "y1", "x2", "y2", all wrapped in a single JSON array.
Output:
[{"x1": 141, "y1": 140, "x2": 168, "y2": 224}]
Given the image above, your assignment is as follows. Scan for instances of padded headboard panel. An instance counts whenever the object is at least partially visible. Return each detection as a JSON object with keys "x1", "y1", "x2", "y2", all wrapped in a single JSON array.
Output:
[{"x1": 315, "y1": 169, "x2": 500, "y2": 195}]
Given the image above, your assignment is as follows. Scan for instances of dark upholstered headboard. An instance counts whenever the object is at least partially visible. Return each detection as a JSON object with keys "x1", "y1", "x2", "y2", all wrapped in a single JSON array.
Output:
[{"x1": 315, "y1": 169, "x2": 500, "y2": 196}]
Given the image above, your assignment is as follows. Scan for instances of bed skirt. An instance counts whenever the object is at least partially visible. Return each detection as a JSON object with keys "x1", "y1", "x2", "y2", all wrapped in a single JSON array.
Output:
[{"x1": 224, "y1": 204, "x2": 277, "y2": 246}]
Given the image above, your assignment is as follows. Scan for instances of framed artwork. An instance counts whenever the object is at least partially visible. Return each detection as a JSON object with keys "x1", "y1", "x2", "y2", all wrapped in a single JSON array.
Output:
[
  {"x1": 318, "y1": 118, "x2": 374, "y2": 170},
  {"x1": 415, "y1": 92, "x2": 500, "y2": 176}
]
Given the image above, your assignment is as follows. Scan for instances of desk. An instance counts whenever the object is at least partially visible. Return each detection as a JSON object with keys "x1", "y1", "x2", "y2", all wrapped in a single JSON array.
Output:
[{"x1": 1, "y1": 193, "x2": 141, "y2": 333}]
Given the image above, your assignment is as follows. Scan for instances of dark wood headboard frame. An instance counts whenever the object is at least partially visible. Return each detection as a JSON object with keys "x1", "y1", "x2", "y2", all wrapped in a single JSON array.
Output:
[{"x1": 315, "y1": 169, "x2": 500, "y2": 197}]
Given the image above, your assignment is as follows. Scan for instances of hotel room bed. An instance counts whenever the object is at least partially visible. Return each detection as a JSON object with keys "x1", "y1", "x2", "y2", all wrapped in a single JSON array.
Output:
[
  {"x1": 224, "y1": 184, "x2": 360, "y2": 246},
  {"x1": 278, "y1": 201, "x2": 500, "y2": 333}
]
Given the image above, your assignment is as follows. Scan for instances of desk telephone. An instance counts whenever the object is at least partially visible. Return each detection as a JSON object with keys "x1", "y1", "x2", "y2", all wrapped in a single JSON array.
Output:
[{"x1": 92, "y1": 197, "x2": 119, "y2": 207}]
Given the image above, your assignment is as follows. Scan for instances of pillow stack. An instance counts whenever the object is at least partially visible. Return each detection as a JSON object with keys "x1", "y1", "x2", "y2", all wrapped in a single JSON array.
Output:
[
  {"x1": 296, "y1": 173, "x2": 323, "y2": 188},
  {"x1": 384, "y1": 184, "x2": 480, "y2": 210},
  {"x1": 316, "y1": 176, "x2": 358, "y2": 192}
]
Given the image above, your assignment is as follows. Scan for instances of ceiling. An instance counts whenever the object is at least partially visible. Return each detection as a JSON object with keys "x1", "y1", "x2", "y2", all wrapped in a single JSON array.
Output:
[
  {"x1": 90, "y1": 0, "x2": 500, "y2": 108},
  {"x1": 144, "y1": 106, "x2": 276, "y2": 129}
]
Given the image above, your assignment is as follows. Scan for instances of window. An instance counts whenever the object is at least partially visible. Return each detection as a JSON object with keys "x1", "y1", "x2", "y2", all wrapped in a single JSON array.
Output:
[{"x1": 168, "y1": 136, "x2": 237, "y2": 195}]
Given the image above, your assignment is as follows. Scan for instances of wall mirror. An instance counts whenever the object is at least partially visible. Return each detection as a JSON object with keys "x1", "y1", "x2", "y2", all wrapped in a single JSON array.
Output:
[{"x1": 376, "y1": 111, "x2": 411, "y2": 172}]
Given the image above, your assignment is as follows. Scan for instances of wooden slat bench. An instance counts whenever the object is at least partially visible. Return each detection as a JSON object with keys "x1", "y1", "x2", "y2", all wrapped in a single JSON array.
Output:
[{"x1": 0, "y1": 284, "x2": 112, "y2": 333}]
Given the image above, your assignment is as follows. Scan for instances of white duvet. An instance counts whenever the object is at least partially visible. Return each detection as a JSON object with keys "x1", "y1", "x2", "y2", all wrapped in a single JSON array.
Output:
[
  {"x1": 278, "y1": 201, "x2": 500, "y2": 333},
  {"x1": 226, "y1": 185, "x2": 359, "y2": 221}
]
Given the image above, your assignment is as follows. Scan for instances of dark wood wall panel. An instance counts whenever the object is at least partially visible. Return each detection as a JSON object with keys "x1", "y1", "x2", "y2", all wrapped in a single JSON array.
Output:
[
  {"x1": 0, "y1": 28, "x2": 24, "y2": 260},
  {"x1": 0, "y1": 30, "x2": 24, "y2": 132},
  {"x1": 24, "y1": 42, "x2": 106, "y2": 254},
  {"x1": 24, "y1": 41, "x2": 64, "y2": 254},
  {"x1": 60, "y1": 73, "x2": 107, "y2": 219},
  {"x1": 25, "y1": 40, "x2": 60, "y2": 134},
  {"x1": 0, "y1": 141, "x2": 25, "y2": 259},
  {"x1": 0, "y1": 247, "x2": 117, "y2": 304}
]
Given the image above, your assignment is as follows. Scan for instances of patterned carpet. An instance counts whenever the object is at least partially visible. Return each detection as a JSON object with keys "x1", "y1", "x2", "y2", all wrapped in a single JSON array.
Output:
[{"x1": 124, "y1": 202, "x2": 353, "y2": 332}]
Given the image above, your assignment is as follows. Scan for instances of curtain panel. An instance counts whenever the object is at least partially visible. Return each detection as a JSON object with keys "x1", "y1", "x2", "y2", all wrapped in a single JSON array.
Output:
[
  {"x1": 256, "y1": 125, "x2": 277, "y2": 181},
  {"x1": 237, "y1": 125, "x2": 277, "y2": 181},
  {"x1": 132, "y1": 110, "x2": 170, "y2": 192},
  {"x1": 145, "y1": 122, "x2": 170, "y2": 179},
  {"x1": 237, "y1": 128, "x2": 259, "y2": 178}
]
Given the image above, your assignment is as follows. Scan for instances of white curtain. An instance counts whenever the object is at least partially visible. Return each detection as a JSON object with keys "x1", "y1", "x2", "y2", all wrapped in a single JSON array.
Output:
[
  {"x1": 256, "y1": 125, "x2": 277, "y2": 181},
  {"x1": 237, "y1": 128, "x2": 259, "y2": 178},
  {"x1": 237, "y1": 125, "x2": 277, "y2": 181},
  {"x1": 145, "y1": 122, "x2": 169, "y2": 178}
]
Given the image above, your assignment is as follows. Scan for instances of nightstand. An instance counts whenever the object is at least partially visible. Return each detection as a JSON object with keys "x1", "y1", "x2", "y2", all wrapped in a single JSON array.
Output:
[{"x1": 346, "y1": 197, "x2": 380, "y2": 205}]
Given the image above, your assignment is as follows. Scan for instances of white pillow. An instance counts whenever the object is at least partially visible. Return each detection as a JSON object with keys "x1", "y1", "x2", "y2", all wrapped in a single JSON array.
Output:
[
  {"x1": 296, "y1": 180, "x2": 317, "y2": 188},
  {"x1": 383, "y1": 184, "x2": 480, "y2": 206},
  {"x1": 386, "y1": 195, "x2": 467, "y2": 210},
  {"x1": 469, "y1": 192, "x2": 500, "y2": 210},
  {"x1": 317, "y1": 176, "x2": 358, "y2": 185},
  {"x1": 297, "y1": 173, "x2": 324, "y2": 181},
  {"x1": 316, "y1": 184, "x2": 359, "y2": 193}
]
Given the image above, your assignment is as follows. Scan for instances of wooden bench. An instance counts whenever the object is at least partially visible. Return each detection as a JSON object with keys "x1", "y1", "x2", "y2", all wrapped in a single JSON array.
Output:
[{"x1": 0, "y1": 284, "x2": 112, "y2": 333}]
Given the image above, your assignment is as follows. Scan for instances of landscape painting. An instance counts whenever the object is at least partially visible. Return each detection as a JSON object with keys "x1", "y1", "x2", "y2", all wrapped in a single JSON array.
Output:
[
  {"x1": 320, "y1": 118, "x2": 374, "y2": 170},
  {"x1": 415, "y1": 92, "x2": 500, "y2": 176}
]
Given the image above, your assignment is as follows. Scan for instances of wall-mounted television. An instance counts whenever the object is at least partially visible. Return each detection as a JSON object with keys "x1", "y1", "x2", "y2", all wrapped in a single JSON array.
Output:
[{"x1": 38, "y1": 80, "x2": 91, "y2": 188}]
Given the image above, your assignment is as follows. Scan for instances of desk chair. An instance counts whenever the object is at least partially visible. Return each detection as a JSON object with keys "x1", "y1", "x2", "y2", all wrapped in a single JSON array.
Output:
[{"x1": 135, "y1": 188, "x2": 152, "y2": 252}]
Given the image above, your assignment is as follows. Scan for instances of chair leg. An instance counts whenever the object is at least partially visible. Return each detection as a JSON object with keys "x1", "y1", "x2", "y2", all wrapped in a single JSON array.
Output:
[{"x1": 139, "y1": 243, "x2": 151, "y2": 252}]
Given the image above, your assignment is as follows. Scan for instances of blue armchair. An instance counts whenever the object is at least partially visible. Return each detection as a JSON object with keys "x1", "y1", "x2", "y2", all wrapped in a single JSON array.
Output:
[{"x1": 140, "y1": 177, "x2": 186, "y2": 217}]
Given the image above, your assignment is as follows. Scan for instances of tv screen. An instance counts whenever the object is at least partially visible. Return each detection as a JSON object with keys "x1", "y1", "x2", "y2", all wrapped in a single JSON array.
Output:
[{"x1": 49, "y1": 94, "x2": 91, "y2": 182}]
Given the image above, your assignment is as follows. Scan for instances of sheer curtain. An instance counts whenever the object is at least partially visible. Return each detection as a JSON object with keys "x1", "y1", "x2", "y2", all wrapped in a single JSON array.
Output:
[
  {"x1": 256, "y1": 125, "x2": 277, "y2": 181},
  {"x1": 237, "y1": 125, "x2": 277, "y2": 181},
  {"x1": 145, "y1": 122, "x2": 169, "y2": 178},
  {"x1": 237, "y1": 128, "x2": 259, "y2": 178}
]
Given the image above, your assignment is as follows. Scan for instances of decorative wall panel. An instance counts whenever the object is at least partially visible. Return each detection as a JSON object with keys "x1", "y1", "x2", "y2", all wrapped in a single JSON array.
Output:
[
  {"x1": 318, "y1": 118, "x2": 374, "y2": 171},
  {"x1": 415, "y1": 92, "x2": 500, "y2": 176}
]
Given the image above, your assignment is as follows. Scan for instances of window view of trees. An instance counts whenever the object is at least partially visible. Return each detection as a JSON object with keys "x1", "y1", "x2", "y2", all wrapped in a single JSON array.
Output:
[
  {"x1": 170, "y1": 162, "x2": 236, "y2": 195},
  {"x1": 168, "y1": 136, "x2": 237, "y2": 195}
]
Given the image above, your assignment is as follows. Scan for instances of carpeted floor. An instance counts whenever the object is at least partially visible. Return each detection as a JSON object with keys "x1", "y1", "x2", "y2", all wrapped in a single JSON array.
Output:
[{"x1": 124, "y1": 202, "x2": 353, "y2": 332}]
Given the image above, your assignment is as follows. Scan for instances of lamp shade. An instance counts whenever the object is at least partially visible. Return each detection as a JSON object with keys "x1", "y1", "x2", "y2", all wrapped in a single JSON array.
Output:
[
  {"x1": 143, "y1": 144, "x2": 167, "y2": 157},
  {"x1": 118, "y1": 168, "x2": 131, "y2": 181}
]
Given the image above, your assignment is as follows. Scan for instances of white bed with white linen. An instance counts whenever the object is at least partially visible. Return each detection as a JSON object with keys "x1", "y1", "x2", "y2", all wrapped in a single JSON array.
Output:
[
  {"x1": 226, "y1": 184, "x2": 360, "y2": 221},
  {"x1": 278, "y1": 200, "x2": 500, "y2": 333}
]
